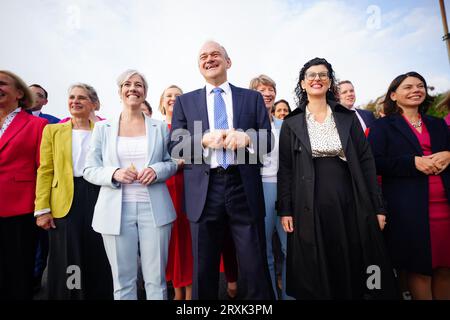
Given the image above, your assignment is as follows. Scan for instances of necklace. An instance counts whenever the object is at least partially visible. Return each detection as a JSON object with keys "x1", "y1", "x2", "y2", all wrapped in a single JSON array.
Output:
[{"x1": 409, "y1": 118, "x2": 422, "y2": 128}]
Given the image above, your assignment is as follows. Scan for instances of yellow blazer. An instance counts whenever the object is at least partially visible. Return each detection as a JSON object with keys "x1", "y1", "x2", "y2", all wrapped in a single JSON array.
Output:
[{"x1": 35, "y1": 120, "x2": 94, "y2": 218}]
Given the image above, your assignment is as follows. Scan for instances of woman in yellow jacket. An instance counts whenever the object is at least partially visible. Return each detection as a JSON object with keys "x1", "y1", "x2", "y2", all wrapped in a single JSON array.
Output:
[{"x1": 34, "y1": 83, "x2": 113, "y2": 300}]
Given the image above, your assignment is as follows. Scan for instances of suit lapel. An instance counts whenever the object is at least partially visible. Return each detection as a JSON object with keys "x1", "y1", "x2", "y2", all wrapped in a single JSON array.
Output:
[
  {"x1": 109, "y1": 116, "x2": 121, "y2": 166},
  {"x1": 145, "y1": 117, "x2": 157, "y2": 165},
  {"x1": 0, "y1": 110, "x2": 29, "y2": 153},
  {"x1": 333, "y1": 110, "x2": 352, "y2": 153},
  {"x1": 197, "y1": 88, "x2": 210, "y2": 132},
  {"x1": 59, "y1": 121, "x2": 74, "y2": 175},
  {"x1": 390, "y1": 115, "x2": 422, "y2": 154},
  {"x1": 289, "y1": 111, "x2": 312, "y2": 156},
  {"x1": 230, "y1": 84, "x2": 243, "y2": 129}
]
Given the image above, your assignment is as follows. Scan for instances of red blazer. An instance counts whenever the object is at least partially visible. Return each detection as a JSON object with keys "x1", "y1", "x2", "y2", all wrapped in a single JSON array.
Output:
[{"x1": 0, "y1": 110, "x2": 47, "y2": 217}]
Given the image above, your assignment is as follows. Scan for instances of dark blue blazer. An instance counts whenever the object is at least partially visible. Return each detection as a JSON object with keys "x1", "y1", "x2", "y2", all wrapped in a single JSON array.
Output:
[
  {"x1": 39, "y1": 113, "x2": 60, "y2": 124},
  {"x1": 368, "y1": 114, "x2": 450, "y2": 275},
  {"x1": 356, "y1": 108, "x2": 376, "y2": 128},
  {"x1": 169, "y1": 84, "x2": 271, "y2": 222}
]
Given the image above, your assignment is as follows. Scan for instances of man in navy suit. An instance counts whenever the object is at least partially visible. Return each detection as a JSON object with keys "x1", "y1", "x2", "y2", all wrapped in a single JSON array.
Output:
[
  {"x1": 28, "y1": 84, "x2": 59, "y2": 293},
  {"x1": 338, "y1": 80, "x2": 375, "y2": 131},
  {"x1": 169, "y1": 41, "x2": 274, "y2": 300},
  {"x1": 29, "y1": 84, "x2": 60, "y2": 124}
]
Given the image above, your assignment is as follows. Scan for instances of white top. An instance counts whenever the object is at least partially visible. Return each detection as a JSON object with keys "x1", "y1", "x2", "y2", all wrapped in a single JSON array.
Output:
[
  {"x1": 306, "y1": 105, "x2": 346, "y2": 161},
  {"x1": 349, "y1": 106, "x2": 367, "y2": 132},
  {"x1": 261, "y1": 119, "x2": 281, "y2": 183},
  {"x1": 117, "y1": 135, "x2": 149, "y2": 202},
  {"x1": 0, "y1": 107, "x2": 21, "y2": 138},
  {"x1": 72, "y1": 129, "x2": 92, "y2": 177},
  {"x1": 204, "y1": 81, "x2": 235, "y2": 168}
]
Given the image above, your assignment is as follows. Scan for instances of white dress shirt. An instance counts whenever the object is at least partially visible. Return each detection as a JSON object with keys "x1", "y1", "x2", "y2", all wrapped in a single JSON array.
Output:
[
  {"x1": 349, "y1": 106, "x2": 367, "y2": 132},
  {"x1": 204, "y1": 81, "x2": 235, "y2": 169}
]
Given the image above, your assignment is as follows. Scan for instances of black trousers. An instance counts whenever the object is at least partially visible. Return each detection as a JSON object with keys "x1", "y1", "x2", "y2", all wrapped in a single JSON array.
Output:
[
  {"x1": 191, "y1": 167, "x2": 274, "y2": 300},
  {"x1": 0, "y1": 213, "x2": 37, "y2": 300},
  {"x1": 47, "y1": 177, "x2": 113, "y2": 300}
]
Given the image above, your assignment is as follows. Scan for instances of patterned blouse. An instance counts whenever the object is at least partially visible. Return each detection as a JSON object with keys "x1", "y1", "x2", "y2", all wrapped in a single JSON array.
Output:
[
  {"x1": 305, "y1": 105, "x2": 346, "y2": 161},
  {"x1": 0, "y1": 107, "x2": 21, "y2": 138}
]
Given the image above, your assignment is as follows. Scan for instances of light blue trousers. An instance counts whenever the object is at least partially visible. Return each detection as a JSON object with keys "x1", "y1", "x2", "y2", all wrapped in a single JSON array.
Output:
[
  {"x1": 263, "y1": 182, "x2": 292, "y2": 300},
  {"x1": 102, "y1": 202, "x2": 172, "y2": 300}
]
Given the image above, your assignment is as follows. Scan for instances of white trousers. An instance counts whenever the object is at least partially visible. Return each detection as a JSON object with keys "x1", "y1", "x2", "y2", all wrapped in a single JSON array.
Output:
[{"x1": 102, "y1": 202, "x2": 172, "y2": 300}]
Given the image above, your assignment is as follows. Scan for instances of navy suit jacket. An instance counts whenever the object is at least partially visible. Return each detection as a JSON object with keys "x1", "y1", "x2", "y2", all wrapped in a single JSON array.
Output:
[
  {"x1": 39, "y1": 112, "x2": 60, "y2": 124},
  {"x1": 169, "y1": 84, "x2": 271, "y2": 223},
  {"x1": 356, "y1": 108, "x2": 376, "y2": 128},
  {"x1": 368, "y1": 114, "x2": 450, "y2": 274}
]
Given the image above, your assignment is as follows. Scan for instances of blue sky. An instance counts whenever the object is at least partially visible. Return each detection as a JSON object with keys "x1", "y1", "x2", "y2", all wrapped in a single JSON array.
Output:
[{"x1": 1, "y1": 0, "x2": 449, "y2": 119}]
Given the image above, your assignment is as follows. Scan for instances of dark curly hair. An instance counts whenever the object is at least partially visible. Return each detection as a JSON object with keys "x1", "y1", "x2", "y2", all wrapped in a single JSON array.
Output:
[
  {"x1": 294, "y1": 57, "x2": 338, "y2": 108},
  {"x1": 383, "y1": 71, "x2": 433, "y2": 116}
]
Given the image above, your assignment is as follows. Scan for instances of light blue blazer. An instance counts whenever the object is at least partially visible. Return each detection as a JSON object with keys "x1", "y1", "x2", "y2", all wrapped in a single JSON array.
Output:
[{"x1": 84, "y1": 115, "x2": 177, "y2": 235}]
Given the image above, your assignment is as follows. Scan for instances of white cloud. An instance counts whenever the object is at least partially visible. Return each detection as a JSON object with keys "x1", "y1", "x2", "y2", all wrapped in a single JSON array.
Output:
[{"x1": 1, "y1": 0, "x2": 448, "y2": 120}]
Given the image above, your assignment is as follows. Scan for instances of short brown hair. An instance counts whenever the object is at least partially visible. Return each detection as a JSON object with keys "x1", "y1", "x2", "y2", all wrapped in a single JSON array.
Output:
[{"x1": 0, "y1": 70, "x2": 34, "y2": 109}]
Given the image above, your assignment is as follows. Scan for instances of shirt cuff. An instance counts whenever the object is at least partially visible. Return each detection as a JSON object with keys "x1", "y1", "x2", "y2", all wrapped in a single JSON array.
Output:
[
  {"x1": 34, "y1": 208, "x2": 51, "y2": 217},
  {"x1": 247, "y1": 141, "x2": 255, "y2": 154}
]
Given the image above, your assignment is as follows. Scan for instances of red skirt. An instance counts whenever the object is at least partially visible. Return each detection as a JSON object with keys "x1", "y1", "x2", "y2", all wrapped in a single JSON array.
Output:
[
  {"x1": 428, "y1": 175, "x2": 450, "y2": 269},
  {"x1": 165, "y1": 171, "x2": 193, "y2": 288}
]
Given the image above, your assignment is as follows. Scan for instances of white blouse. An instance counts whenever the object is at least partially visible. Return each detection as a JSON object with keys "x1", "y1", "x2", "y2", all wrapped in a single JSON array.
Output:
[
  {"x1": 0, "y1": 107, "x2": 21, "y2": 138},
  {"x1": 72, "y1": 129, "x2": 92, "y2": 177},
  {"x1": 305, "y1": 105, "x2": 346, "y2": 161},
  {"x1": 117, "y1": 135, "x2": 149, "y2": 203}
]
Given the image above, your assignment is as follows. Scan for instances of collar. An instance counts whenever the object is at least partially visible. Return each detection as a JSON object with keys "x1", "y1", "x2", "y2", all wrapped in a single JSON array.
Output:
[
  {"x1": 206, "y1": 81, "x2": 231, "y2": 96},
  {"x1": 305, "y1": 104, "x2": 332, "y2": 121},
  {"x1": 32, "y1": 110, "x2": 41, "y2": 117}
]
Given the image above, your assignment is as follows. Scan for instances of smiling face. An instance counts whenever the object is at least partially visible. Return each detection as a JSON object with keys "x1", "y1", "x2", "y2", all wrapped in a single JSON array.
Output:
[
  {"x1": 339, "y1": 82, "x2": 356, "y2": 109},
  {"x1": 300, "y1": 64, "x2": 330, "y2": 99},
  {"x1": 119, "y1": 74, "x2": 146, "y2": 108},
  {"x1": 256, "y1": 84, "x2": 276, "y2": 112},
  {"x1": 0, "y1": 73, "x2": 24, "y2": 110},
  {"x1": 390, "y1": 76, "x2": 426, "y2": 111},
  {"x1": 274, "y1": 102, "x2": 289, "y2": 119},
  {"x1": 162, "y1": 87, "x2": 182, "y2": 116},
  {"x1": 68, "y1": 87, "x2": 95, "y2": 119},
  {"x1": 198, "y1": 41, "x2": 231, "y2": 86}
]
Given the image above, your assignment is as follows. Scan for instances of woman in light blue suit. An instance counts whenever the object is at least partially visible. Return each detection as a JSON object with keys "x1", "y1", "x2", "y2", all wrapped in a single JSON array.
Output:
[{"x1": 84, "y1": 69, "x2": 177, "y2": 300}]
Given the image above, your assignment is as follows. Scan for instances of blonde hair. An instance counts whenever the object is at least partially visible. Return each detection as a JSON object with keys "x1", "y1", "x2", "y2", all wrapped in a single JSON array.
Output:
[
  {"x1": 159, "y1": 85, "x2": 183, "y2": 115},
  {"x1": 0, "y1": 70, "x2": 34, "y2": 109},
  {"x1": 249, "y1": 74, "x2": 276, "y2": 93}
]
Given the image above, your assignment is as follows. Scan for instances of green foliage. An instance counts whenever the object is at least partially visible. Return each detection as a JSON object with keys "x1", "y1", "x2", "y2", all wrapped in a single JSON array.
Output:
[{"x1": 427, "y1": 92, "x2": 449, "y2": 118}]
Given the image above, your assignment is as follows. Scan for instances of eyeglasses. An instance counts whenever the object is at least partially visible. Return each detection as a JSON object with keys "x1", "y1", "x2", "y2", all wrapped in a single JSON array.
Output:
[{"x1": 305, "y1": 72, "x2": 329, "y2": 81}]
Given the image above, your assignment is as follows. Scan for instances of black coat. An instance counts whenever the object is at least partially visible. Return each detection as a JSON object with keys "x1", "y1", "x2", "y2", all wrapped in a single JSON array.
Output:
[
  {"x1": 368, "y1": 114, "x2": 450, "y2": 275},
  {"x1": 277, "y1": 100, "x2": 398, "y2": 299}
]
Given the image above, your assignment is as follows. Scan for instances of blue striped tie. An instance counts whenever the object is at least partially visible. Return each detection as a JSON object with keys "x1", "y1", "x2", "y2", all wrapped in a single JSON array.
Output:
[{"x1": 212, "y1": 87, "x2": 232, "y2": 169}]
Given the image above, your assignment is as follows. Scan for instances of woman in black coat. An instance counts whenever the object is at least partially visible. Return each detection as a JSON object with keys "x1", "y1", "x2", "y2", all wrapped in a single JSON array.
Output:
[
  {"x1": 277, "y1": 58, "x2": 398, "y2": 299},
  {"x1": 368, "y1": 72, "x2": 450, "y2": 300}
]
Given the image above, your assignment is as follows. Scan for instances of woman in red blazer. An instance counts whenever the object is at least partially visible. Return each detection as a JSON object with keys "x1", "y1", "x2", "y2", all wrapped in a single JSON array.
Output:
[{"x1": 0, "y1": 70, "x2": 47, "y2": 300}]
